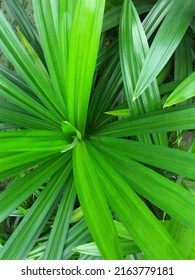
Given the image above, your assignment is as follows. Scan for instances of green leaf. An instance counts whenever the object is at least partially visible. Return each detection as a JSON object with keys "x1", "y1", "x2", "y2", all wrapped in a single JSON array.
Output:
[
  {"x1": 58, "y1": 0, "x2": 105, "y2": 135},
  {"x1": 119, "y1": 0, "x2": 161, "y2": 114},
  {"x1": 73, "y1": 141, "x2": 123, "y2": 260},
  {"x1": 134, "y1": 0, "x2": 195, "y2": 98},
  {"x1": 0, "y1": 127, "x2": 81, "y2": 154},
  {"x1": 87, "y1": 140, "x2": 185, "y2": 259},
  {"x1": 90, "y1": 137, "x2": 195, "y2": 232},
  {"x1": 63, "y1": 218, "x2": 91, "y2": 260},
  {"x1": 61, "y1": 121, "x2": 82, "y2": 141},
  {"x1": 74, "y1": 240, "x2": 140, "y2": 257},
  {"x1": 174, "y1": 35, "x2": 193, "y2": 81},
  {"x1": 92, "y1": 136, "x2": 195, "y2": 180},
  {"x1": 165, "y1": 71, "x2": 195, "y2": 107},
  {"x1": 27, "y1": 218, "x2": 91, "y2": 260},
  {"x1": 88, "y1": 54, "x2": 123, "y2": 129},
  {"x1": 0, "y1": 107, "x2": 54, "y2": 130},
  {"x1": 142, "y1": 0, "x2": 175, "y2": 39},
  {"x1": 105, "y1": 109, "x2": 130, "y2": 117},
  {"x1": 0, "y1": 129, "x2": 75, "y2": 152},
  {"x1": 0, "y1": 73, "x2": 61, "y2": 126},
  {"x1": 96, "y1": 104, "x2": 195, "y2": 137},
  {"x1": 0, "y1": 153, "x2": 71, "y2": 223},
  {"x1": 16, "y1": 29, "x2": 51, "y2": 85},
  {"x1": 159, "y1": 81, "x2": 182, "y2": 95},
  {"x1": 119, "y1": 0, "x2": 167, "y2": 146},
  {"x1": 0, "y1": 161, "x2": 72, "y2": 259},
  {"x1": 5, "y1": 0, "x2": 44, "y2": 61},
  {"x1": 168, "y1": 220, "x2": 195, "y2": 257},
  {"x1": 0, "y1": 65, "x2": 34, "y2": 97},
  {"x1": 96, "y1": 39, "x2": 118, "y2": 69},
  {"x1": 0, "y1": 151, "x2": 57, "y2": 180},
  {"x1": 88, "y1": 54, "x2": 123, "y2": 128},
  {"x1": 32, "y1": 0, "x2": 66, "y2": 114},
  {"x1": 0, "y1": 11, "x2": 63, "y2": 117},
  {"x1": 70, "y1": 207, "x2": 84, "y2": 224},
  {"x1": 103, "y1": 0, "x2": 156, "y2": 32},
  {"x1": 43, "y1": 178, "x2": 76, "y2": 260}
]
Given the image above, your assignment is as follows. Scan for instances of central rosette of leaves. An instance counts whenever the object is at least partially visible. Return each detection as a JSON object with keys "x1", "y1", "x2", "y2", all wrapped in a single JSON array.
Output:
[{"x1": 61, "y1": 121, "x2": 82, "y2": 153}]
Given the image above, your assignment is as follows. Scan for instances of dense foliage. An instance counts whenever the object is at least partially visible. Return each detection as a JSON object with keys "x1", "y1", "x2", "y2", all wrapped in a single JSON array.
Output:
[{"x1": 0, "y1": 0, "x2": 195, "y2": 260}]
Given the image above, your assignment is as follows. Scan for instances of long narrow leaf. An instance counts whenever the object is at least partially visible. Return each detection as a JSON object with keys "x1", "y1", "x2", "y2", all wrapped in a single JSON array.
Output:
[
  {"x1": 0, "y1": 73, "x2": 61, "y2": 126},
  {"x1": 92, "y1": 136, "x2": 195, "y2": 180},
  {"x1": 73, "y1": 141, "x2": 123, "y2": 260},
  {"x1": 33, "y1": 0, "x2": 66, "y2": 114},
  {"x1": 134, "y1": 0, "x2": 195, "y2": 98},
  {"x1": 142, "y1": 0, "x2": 175, "y2": 39},
  {"x1": 58, "y1": 0, "x2": 105, "y2": 135},
  {"x1": 0, "y1": 153, "x2": 71, "y2": 223},
  {"x1": 119, "y1": 0, "x2": 167, "y2": 146},
  {"x1": 0, "y1": 161, "x2": 72, "y2": 259},
  {"x1": 87, "y1": 141, "x2": 185, "y2": 260},
  {"x1": 96, "y1": 105, "x2": 195, "y2": 137},
  {"x1": 90, "y1": 138, "x2": 195, "y2": 232},
  {"x1": 0, "y1": 129, "x2": 75, "y2": 152},
  {"x1": 0, "y1": 11, "x2": 63, "y2": 117},
  {"x1": 43, "y1": 178, "x2": 76, "y2": 259},
  {"x1": 5, "y1": 0, "x2": 44, "y2": 61}
]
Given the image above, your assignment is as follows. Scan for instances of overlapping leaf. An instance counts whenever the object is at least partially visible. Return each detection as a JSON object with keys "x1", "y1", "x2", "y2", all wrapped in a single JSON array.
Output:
[
  {"x1": 0, "y1": 11, "x2": 63, "y2": 117},
  {"x1": 73, "y1": 141, "x2": 123, "y2": 260},
  {"x1": 43, "y1": 178, "x2": 76, "y2": 260},
  {"x1": 119, "y1": 0, "x2": 167, "y2": 146},
  {"x1": 86, "y1": 140, "x2": 185, "y2": 260},
  {"x1": 0, "y1": 160, "x2": 72, "y2": 259},
  {"x1": 96, "y1": 104, "x2": 195, "y2": 137},
  {"x1": 134, "y1": 0, "x2": 195, "y2": 98},
  {"x1": 58, "y1": 0, "x2": 105, "y2": 135}
]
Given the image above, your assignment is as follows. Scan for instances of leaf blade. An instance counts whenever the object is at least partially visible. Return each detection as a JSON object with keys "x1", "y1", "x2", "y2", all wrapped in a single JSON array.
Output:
[
  {"x1": 165, "y1": 71, "x2": 195, "y2": 106},
  {"x1": 73, "y1": 141, "x2": 123, "y2": 260},
  {"x1": 134, "y1": 0, "x2": 195, "y2": 98}
]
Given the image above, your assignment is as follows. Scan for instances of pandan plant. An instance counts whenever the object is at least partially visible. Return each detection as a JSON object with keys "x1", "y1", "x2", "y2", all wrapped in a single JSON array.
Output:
[{"x1": 0, "y1": 0, "x2": 195, "y2": 260}]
